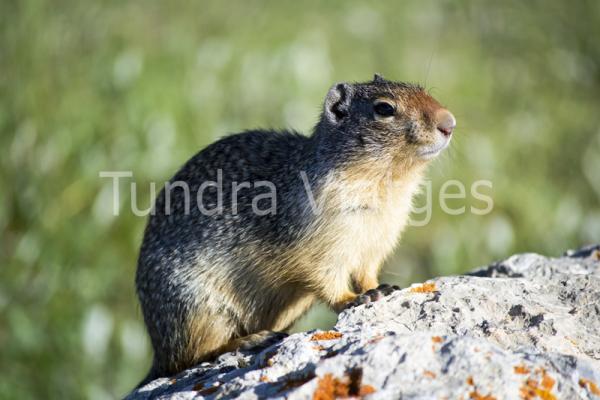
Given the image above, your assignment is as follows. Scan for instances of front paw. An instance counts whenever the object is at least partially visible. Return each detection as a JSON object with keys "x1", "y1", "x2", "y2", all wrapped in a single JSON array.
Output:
[{"x1": 344, "y1": 284, "x2": 400, "y2": 309}]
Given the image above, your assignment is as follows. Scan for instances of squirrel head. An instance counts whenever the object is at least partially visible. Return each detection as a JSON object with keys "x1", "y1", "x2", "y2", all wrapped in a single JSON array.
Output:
[{"x1": 316, "y1": 74, "x2": 456, "y2": 167}]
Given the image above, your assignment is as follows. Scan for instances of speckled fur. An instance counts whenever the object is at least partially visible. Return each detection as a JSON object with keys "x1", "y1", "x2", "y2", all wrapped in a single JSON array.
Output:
[{"x1": 135, "y1": 76, "x2": 449, "y2": 383}]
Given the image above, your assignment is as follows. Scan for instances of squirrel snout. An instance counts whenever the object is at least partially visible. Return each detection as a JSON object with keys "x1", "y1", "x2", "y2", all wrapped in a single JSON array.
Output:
[{"x1": 435, "y1": 109, "x2": 456, "y2": 137}]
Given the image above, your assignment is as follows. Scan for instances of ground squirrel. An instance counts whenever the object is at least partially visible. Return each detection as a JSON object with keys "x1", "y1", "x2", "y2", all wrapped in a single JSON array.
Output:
[{"x1": 135, "y1": 74, "x2": 456, "y2": 385}]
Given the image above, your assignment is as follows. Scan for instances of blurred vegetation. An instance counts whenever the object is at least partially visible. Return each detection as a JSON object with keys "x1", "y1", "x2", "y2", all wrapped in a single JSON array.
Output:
[{"x1": 1, "y1": 0, "x2": 599, "y2": 398}]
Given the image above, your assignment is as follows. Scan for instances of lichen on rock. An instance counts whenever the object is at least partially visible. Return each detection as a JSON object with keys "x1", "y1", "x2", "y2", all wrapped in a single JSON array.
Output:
[{"x1": 126, "y1": 245, "x2": 600, "y2": 399}]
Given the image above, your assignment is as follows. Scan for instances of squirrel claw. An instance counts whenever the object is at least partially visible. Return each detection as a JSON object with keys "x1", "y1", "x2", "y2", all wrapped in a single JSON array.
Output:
[{"x1": 344, "y1": 283, "x2": 401, "y2": 309}]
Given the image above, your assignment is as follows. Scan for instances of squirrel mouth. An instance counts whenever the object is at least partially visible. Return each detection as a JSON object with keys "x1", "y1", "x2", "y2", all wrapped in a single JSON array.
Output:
[{"x1": 417, "y1": 141, "x2": 449, "y2": 159}]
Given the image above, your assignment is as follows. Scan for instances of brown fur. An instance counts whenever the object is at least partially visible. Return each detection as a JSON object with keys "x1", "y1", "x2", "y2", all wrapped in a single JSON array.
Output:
[
  {"x1": 176, "y1": 98, "x2": 437, "y2": 370},
  {"x1": 135, "y1": 77, "x2": 455, "y2": 384}
]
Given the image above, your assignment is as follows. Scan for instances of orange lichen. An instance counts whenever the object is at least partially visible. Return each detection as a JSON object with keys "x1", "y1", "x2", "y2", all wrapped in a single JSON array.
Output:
[
  {"x1": 431, "y1": 336, "x2": 443, "y2": 351},
  {"x1": 313, "y1": 374, "x2": 349, "y2": 400},
  {"x1": 534, "y1": 389, "x2": 556, "y2": 400},
  {"x1": 514, "y1": 365, "x2": 530, "y2": 375},
  {"x1": 310, "y1": 331, "x2": 343, "y2": 341},
  {"x1": 465, "y1": 376, "x2": 495, "y2": 400},
  {"x1": 410, "y1": 282, "x2": 437, "y2": 293},
  {"x1": 540, "y1": 372, "x2": 555, "y2": 391},
  {"x1": 520, "y1": 378, "x2": 537, "y2": 399},
  {"x1": 359, "y1": 385, "x2": 376, "y2": 396},
  {"x1": 468, "y1": 389, "x2": 496, "y2": 400},
  {"x1": 519, "y1": 376, "x2": 556, "y2": 400},
  {"x1": 259, "y1": 375, "x2": 270, "y2": 383},
  {"x1": 423, "y1": 370, "x2": 437, "y2": 379},
  {"x1": 313, "y1": 374, "x2": 348, "y2": 400},
  {"x1": 579, "y1": 378, "x2": 600, "y2": 395},
  {"x1": 312, "y1": 368, "x2": 376, "y2": 400}
]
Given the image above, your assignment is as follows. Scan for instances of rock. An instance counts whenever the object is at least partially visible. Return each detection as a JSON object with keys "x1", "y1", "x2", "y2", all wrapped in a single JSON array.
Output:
[{"x1": 126, "y1": 245, "x2": 600, "y2": 399}]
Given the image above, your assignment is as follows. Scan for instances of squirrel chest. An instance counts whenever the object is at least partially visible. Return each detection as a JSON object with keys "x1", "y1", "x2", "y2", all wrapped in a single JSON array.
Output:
[{"x1": 306, "y1": 166, "x2": 423, "y2": 273}]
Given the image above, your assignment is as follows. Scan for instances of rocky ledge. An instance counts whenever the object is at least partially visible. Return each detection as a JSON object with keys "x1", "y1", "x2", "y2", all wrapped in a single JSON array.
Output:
[{"x1": 127, "y1": 245, "x2": 600, "y2": 400}]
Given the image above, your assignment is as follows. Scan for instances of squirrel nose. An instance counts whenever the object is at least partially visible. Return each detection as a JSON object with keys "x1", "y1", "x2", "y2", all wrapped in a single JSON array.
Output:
[{"x1": 436, "y1": 109, "x2": 456, "y2": 137}]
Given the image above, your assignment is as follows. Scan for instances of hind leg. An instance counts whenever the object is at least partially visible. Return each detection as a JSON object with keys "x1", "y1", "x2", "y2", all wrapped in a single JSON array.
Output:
[
  {"x1": 215, "y1": 330, "x2": 288, "y2": 355},
  {"x1": 183, "y1": 312, "x2": 237, "y2": 366}
]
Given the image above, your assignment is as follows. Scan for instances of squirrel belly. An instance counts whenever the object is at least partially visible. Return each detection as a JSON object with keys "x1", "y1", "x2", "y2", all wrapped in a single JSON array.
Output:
[{"x1": 134, "y1": 75, "x2": 455, "y2": 384}]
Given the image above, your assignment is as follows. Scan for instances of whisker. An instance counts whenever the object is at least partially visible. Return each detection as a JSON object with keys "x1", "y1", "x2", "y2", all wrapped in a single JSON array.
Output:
[
  {"x1": 380, "y1": 268, "x2": 408, "y2": 278},
  {"x1": 424, "y1": 49, "x2": 435, "y2": 88}
]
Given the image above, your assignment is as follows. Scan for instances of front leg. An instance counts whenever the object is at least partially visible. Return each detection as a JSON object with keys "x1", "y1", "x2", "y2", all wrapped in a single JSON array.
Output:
[
  {"x1": 352, "y1": 267, "x2": 380, "y2": 294},
  {"x1": 331, "y1": 290, "x2": 360, "y2": 313},
  {"x1": 344, "y1": 283, "x2": 399, "y2": 309},
  {"x1": 312, "y1": 265, "x2": 399, "y2": 313},
  {"x1": 309, "y1": 267, "x2": 358, "y2": 313},
  {"x1": 347, "y1": 266, "x2": 400, "y2": 309}
]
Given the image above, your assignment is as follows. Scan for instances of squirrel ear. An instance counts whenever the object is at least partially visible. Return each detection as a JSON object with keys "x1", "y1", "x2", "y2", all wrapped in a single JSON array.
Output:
[
  {"x1": 324, "y1": 83, "x2": 353, "y2": 124},
  {"x1": 373, "y1": 73, "x2": 385, "y2": 83}
]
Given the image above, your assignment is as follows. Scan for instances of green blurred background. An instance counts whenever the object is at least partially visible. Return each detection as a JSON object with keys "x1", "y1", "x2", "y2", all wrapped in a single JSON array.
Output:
[{"x1": 2, "y1": 0, "x2": 599, "y2": 398}]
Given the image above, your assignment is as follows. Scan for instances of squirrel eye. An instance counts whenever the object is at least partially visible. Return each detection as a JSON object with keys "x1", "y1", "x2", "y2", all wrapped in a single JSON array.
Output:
[{"x1": 373, "y1": 102, "x2": 395, "y2": 117}]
